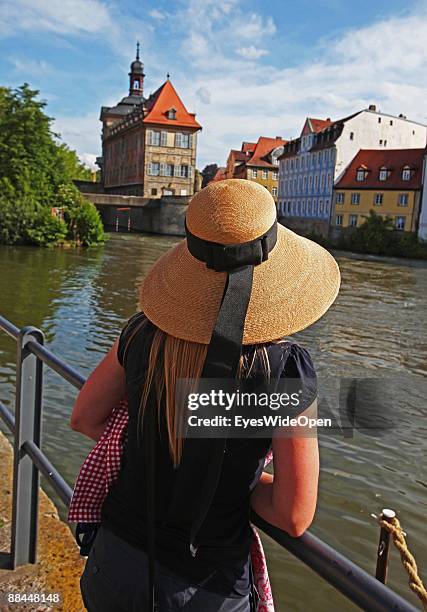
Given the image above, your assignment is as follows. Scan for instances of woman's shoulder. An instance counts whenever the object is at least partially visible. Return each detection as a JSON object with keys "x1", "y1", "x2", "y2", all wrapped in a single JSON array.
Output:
[{"x1": 117, "y1": 310, "x2": 155, "y2": 367}]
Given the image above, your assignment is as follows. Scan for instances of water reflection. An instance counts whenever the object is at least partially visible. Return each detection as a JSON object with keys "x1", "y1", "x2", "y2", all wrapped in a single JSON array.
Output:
[{"x1": 0, "y1": 234, "x2": 426, "y2": 612}]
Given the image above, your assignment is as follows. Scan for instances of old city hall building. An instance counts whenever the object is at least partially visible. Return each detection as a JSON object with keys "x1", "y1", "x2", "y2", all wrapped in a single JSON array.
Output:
[{"x1": 98, "y1": 44, "x2": 202, "y2": 198}]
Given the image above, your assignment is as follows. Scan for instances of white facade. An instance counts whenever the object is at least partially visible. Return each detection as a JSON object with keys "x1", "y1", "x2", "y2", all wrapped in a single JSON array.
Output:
[
  {"x1": 278, "y1": 109, "x2": 427, "y2": 222},
  {"x1": 418, "y1": 151, "x2": 427, "y2": 241}
]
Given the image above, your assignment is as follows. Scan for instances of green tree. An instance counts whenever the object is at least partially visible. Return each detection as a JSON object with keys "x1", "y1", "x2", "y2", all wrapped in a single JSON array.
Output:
[
  {"x1": 349, "y1": 209, "x2": 394, "y2": 255},
  {"x1": 0, "y1": 84, "x2": 106, "y2": 247},
  {"x1": 201, "y1": 163, "x2": 219, "y2": 187}
]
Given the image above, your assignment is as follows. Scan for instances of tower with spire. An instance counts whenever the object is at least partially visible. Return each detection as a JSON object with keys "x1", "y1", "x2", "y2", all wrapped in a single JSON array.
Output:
[
  {"x1": 129, "y1": 41, "x2": 145, "y2": 96},
  {"x1": 98, "y1": 44, "x2": 202, "y2": 198}
]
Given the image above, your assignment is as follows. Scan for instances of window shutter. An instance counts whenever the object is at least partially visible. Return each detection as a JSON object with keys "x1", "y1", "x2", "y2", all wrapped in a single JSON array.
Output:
[
  {"x1": 175, "y1": 133, "x2": 182, "y2": 148},
  {"x1": 174, "y1": 164, "x2": 181, "y2": 177},
  {"x1": 161, "y1": 131, "x2": 168, "y2": 147},
  {"x1": 147, "y1": 162, "x2": 152, "y2": 175},
  {"x1": 146, "y1": 130, "x2": 152, "y2": 146}
]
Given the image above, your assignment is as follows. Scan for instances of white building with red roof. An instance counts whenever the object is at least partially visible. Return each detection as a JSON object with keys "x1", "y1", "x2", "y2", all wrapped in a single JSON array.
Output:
[{"x1": 277, "y1": 106, "x2": 427, "y2": 236}]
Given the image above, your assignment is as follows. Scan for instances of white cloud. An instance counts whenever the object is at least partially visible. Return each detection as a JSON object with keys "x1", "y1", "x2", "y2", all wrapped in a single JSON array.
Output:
[
  {"x1": 231, "y1": 13, "x2": 276, "y2": 39},
  {"x1": 195, "y1": 87, "x2": 211, "y2": 104},
  {"x1": 0, "y1": 0, "x2": 114, "y2": 37},
  {"x1": 9, "y1": 57, "x2": 54, "y2": 75},
  {"x1": 236, "y1": 46, "x2": 268, "y2": 60},
  {"x1": 53, "y1": 113, "x2": 101, "y2": 169},
  {"x1": 149, "y1": 8, "x2": 167, "y2": 21}
]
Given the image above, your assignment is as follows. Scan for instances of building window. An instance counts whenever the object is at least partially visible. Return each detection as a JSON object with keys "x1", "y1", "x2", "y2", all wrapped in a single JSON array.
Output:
[
  {"x1": 252, "y1": 169, "x2": 258, "y2": 178},
  {"x1": 384, "y1": 140, "x2": 387, "y2": 147},
  {"x1": 349, "y1": 214, "x2": 358, "y2": 227},
  {"x1": 167, "y1": 108, "x2": 177, "y2": 120},
  {"x1": 175, "y1": 132, "x2": 192, "y2": 148},
  {"x1": 356, "y1": 169, "x2": 365, "y2": 181},
  {"x1": 395, "y1": 216, "x2": 406, "y2": 230},
  {"x1": 262, "y1": 170, "x2": 268, "y2": 179},
  {"x1": 379, "y1": 139, "x2": 383, "y2": 146},
  {"x1": 148, "y1": 162, "x2": 160, "y2": 175},
  {"x1": 398, "y1": 193, "x2": 409, "y2": 206},
  {"x1": 163, "y1": 189, "x2": 174, "y2": 195},
  {"x1": 350, "y1": 132, "x2": 354, "y2": 140},
  {"x1": 308, "y1": 175, "x2": 313, "y2": 191},
  {"x1": 402, "y1": 168, "x2": 411, "y2": 180},
  {"x1": 149, "y1": 131, "x2": 160, "y2": 146},
  {"x1": 374, "y1": 193, "x2": 383, "y2": 205},
  {"x1": 319, "y1": 199, "x2": 324, "y2": 215},
  {"x1": 160, "y1": 163, "x2": 174, "y2": 176},
  {"x1": 379, "y1": 168, "x2": 388, "y2": 181},
  {"x1": 175, "y1": 165, "x2": 192, "y2": 178},
  {"x1": 151, "y1": 188, "x2": 157, "y2": 195},
  {"x1": 390, "y1": 120, "x2": 393, "y2": 126},
  {"x1": 180, "y1": 189, "x2": 188, "y2": 196},
  {"x1": 314, "y1": 175, "x2": 319, "y2": 189},
  {"x1": 336, "y1": 192, "x2": 345, "y2": 204},
  {"x1": 295, "y1": 158, "x2": 299, "y2": 170},
  {"x1": 351, "y1": 193, "x2": 360, "y2": 204},
  {"x1": 336, "y1": 214, "x2": 343, "y2": 226},
  {"x1": 378, "y1": 117, "x2": 381, "y2": 123},
  {"x1": 273, "y1": 171, "x2": 278, "y2": 180},
  {"x1": 303, "y1": 176, "x2": 307, "y2": 190},
  {"x1": 161, "y1": 131, "x2": 168, "y2": 146},
  {"x1": 272, "y1": 186, "x2": 278, "y2": 196}
]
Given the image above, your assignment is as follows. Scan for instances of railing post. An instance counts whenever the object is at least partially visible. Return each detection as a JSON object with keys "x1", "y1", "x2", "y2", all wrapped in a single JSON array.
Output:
[
  {"x1": 11, "y1": 326, "x2": 44, "y2": 568},
  {"x1": 375, "y1": 508, "x2": 396, "y2": 584}
]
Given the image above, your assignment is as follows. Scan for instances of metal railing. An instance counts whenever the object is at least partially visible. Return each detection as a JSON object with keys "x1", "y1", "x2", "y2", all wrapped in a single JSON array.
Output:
[{"x1": 0, "y1": 314, "x2": 419, "y2": 612}]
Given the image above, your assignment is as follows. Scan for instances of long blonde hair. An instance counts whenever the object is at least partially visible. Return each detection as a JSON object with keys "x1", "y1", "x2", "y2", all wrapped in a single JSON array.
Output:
[{"x1": 124, "y1": 315, "x2": 273, "y2": 467}]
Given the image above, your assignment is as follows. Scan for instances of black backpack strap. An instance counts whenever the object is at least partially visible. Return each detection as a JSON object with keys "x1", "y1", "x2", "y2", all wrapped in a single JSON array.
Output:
[{"x1": 144, "y1": 392, "x2": 157, "y2": 611}]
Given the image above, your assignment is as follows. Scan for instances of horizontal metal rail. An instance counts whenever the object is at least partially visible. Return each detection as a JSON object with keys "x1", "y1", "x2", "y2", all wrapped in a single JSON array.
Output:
[
  {"x1": 22, "y1": 440, "x2": 73, "y2": 508},
  {"x1": 0, "y1": 315, "x2": 19, "y2": 340},
  {"x1": 252, "y1": 513, "x2": 418, "y2": 612},
  {"x1": 0, "y1": 314, "x2": 420, "y2": 611},
  {"x1": 0, "y1": 400, "x2": 15, "y2": 433},
  {"x1": 26, "y1": 340, "x2": 85, "y2": 389}
]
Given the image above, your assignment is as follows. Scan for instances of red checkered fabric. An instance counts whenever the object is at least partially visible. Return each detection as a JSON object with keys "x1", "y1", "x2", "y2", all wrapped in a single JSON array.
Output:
[{"x1": 68, "y1": 401, "x2": 275, "y2": 610}]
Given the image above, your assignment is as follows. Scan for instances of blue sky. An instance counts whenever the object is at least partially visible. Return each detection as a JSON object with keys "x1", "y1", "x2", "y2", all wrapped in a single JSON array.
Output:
[{"x1": 0, "y1": 0, "x2": 426, "y2": 169}]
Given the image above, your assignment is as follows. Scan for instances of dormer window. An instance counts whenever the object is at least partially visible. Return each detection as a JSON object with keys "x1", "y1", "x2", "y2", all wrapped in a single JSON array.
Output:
[
  {"x1": 356, "y1": 169, "x2": 366, "y2": 181},
  {"x1": 402, "y1": 167, "x2": 411, "y2": 181},
  {"x1": 379, "y1": 167, "x2": 389, "y2": 181},
  {"x1": 167, "y1": 108, "x2": 177, "y2": 120}
]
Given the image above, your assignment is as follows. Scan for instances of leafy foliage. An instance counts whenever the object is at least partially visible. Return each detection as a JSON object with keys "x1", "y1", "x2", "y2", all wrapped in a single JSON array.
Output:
[
  {"x1": 0, "y1": 84, "x2": 105, "y2": 247},
  {"x1": 201, "y1": 163, "x2": 219, "y2": 187}
]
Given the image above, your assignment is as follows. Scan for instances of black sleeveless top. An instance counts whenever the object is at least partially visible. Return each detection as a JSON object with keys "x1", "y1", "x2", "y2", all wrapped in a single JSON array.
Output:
[{"x1": 100, "y1": 312, "x2": 317, "y2": 597}]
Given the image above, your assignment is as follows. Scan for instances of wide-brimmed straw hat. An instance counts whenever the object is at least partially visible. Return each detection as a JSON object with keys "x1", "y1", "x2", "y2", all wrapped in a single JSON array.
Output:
[{"x1": 139, "y1": 179, "x2": 340, "y2": 346}]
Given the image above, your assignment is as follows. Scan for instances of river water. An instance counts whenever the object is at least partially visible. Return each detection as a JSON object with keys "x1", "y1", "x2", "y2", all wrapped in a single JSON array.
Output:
[{"x1": 0, "y1": 233, "x2": 426, "y2": 612}]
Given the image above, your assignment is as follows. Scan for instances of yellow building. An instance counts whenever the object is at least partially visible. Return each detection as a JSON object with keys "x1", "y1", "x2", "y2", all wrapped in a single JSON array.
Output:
[
  {"x1": 224, "y1": 137, "x2": 287, "y2": 202},
  {"x1": 333, "y1": 149, "x2": 424, "y2": 232}
]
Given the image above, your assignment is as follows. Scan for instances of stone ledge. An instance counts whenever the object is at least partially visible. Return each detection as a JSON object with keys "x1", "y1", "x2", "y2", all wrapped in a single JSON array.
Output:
[{"x1": 0, "y1": 430, "x2": 86, "y2": 612}]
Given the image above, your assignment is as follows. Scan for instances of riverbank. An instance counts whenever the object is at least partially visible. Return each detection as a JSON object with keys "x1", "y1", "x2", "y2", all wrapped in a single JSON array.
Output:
[{"x1": 0, "y1": 430, "x2": 85, "y2": 612}]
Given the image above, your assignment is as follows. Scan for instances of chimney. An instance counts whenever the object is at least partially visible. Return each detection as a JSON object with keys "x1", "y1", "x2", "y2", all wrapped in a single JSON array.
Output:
[
  {"x1": 368, "y1": 104, "x2": 377, "y2": 111},
  {"x1": 276, "y1": 136, "x2": 282, "y2": 140},
  {"x1": 399, "y1": 113, "x2": 407, "y2": 119},
  {"x1": 326, "y1": 117, "x2": 331, "y2": 121}
]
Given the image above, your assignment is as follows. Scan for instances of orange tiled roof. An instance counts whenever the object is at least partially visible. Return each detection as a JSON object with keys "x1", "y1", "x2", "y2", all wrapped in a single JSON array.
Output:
[
  {"x1": 336, "y1": 149, "x2": 424, "y2": 190},
  {"x1": 144, "y1": 79, "x2": 202, "y2": 129},
  {"x1": 242, "y1": 142, "x2": 256, "y2": 153},
  {"x1": 308, "y1": 118, "x2": 333, "y2": 133},
  {"x1": 246, "y1": 136, "x2": 288, "y2": 167}
]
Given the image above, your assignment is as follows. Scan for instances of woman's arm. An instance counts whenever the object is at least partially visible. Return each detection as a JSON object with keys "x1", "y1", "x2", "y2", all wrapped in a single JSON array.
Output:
[
  {"x1": 69, "y1": 338, "x2": 126, "y2": 442},
  {"x1": 250, "y1": 400, "x2": 319, "y2": 537}
]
